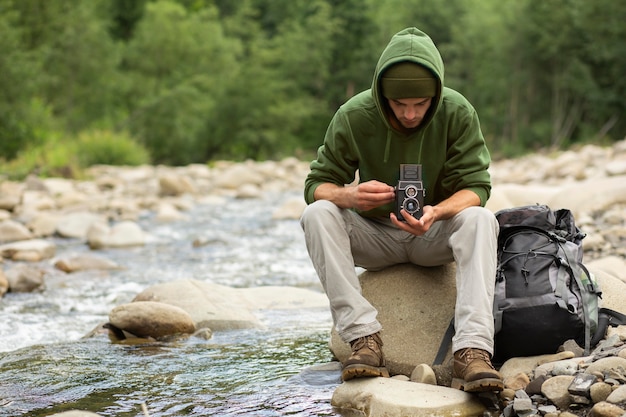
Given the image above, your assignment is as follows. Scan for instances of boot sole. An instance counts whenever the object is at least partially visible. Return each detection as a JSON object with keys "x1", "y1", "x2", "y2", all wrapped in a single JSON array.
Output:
[
  {"x1": 342, "y1": 364, "x2": 390, "y2": 381},
  {"x1": 451, "y1": 377, "x2": 504, "y2": 392}
]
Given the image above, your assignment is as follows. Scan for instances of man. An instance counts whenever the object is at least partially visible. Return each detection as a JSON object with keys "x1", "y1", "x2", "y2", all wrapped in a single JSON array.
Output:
[{"x1": 300, "y1": 27, "x2": 504, "y2": 393}]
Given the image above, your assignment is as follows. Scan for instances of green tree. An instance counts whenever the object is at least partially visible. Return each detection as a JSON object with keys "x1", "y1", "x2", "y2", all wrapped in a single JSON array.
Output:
[
  {"x1": 122, "y1": 0, "x2": 241, "y2": 164},
  {"x1": 0, "y1": 2, "x2": 52, "y2": 159}
]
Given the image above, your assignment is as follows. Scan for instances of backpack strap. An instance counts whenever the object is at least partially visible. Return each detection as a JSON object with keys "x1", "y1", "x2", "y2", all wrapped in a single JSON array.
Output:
[
  {"x1": 591, "y1": 307, "x2": 626, "y2": 347},
  {"x1": 433, "y1": 318, "x2": 455, "y2": 366}
]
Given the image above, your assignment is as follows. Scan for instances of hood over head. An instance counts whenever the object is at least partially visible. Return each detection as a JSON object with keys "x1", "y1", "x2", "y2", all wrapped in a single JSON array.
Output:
[{"x1": 372, "y1": 27, "x2": 444, "y2": 133}]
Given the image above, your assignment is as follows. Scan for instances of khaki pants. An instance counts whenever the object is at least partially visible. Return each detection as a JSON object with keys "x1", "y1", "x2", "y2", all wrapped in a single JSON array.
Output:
[{"x1": 300, "y1": 199, "x2": 499, "y2": 354}]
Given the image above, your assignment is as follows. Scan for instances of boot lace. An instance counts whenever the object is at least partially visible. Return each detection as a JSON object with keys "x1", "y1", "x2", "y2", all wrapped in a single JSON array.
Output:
[
  {"x1": 457, "y1": 348, "x2": 495, "y2": 370},
  {"x1": 351, "y1": 333, "x2": 383, "y2": 352}
]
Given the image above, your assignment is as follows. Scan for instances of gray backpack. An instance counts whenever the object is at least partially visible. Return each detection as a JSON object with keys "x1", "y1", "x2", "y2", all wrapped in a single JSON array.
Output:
[
  {"x1": 493, "y1": 205, "x2": 603, "y2": 363},
  {"x1": 433, "y1": 204, "x2": 626, "y2": 366}
]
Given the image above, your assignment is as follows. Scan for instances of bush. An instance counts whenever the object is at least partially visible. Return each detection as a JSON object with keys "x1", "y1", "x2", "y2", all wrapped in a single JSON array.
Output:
[
  {"x1": 75, "y1": 130, "x2": 151, "y2": 167},
  {"x1": 0, "y1": 130, "x2": 150, "y2": 180}
]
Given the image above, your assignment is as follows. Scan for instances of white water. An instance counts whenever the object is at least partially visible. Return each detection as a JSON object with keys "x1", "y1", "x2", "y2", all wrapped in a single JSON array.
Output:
[{"x1": 0, "y1": 192, "x2": 346, "y2": 417}]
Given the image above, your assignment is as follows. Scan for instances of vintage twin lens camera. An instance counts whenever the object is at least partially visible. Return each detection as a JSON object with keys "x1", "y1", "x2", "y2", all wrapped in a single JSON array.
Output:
[{"x1": 395, "y1": 164, "x2": 425, "y2": 221}]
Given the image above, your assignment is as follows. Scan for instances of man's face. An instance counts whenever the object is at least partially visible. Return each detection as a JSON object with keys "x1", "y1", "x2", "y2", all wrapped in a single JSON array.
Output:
[{"x1": 387, "y1": 97, "x2": 432, "y2": 129}]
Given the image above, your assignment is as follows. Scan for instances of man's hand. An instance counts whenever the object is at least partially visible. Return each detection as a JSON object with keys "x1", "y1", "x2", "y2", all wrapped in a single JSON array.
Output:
[
  {"x1": 389, "y1": 189, "x2": 482, "y2": 236},
  {"x1": 314, "y1": 180, "x2": 395, "y2": 211},
  {"x1": 390, "y1": 206, "x2": 436, "y2": 236}
]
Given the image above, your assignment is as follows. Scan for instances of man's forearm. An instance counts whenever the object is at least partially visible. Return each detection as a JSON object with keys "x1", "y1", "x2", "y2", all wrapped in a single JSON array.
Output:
[{"x1": 431, "y1": 190, "x2": 481, "y2": 221}]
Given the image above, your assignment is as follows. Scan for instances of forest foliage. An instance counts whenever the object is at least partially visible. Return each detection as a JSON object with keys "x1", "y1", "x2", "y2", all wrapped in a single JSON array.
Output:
[{"x1": 0, "y1": 0, "x2": 624, "y2": 174}]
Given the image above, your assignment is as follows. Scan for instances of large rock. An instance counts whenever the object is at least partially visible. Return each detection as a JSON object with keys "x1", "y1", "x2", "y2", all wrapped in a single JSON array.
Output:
[
  {"x1": 586, "y1": 258, "x2": 626, "y2": 313},
  {"x1": 109, "y1": 301, "x2": 195, "y2": 339},
  {"x1": 329, "y1": 263, "x2": 457, "y2": 376},
  {"x1": 548, "y1": 176, "x2": 626, "y2": 217},
  {"x1": 331, "y1": 377, "x2": 485, "y2": 417},
  {"x1": 133, "y1": 279, "x2": 262, "y2": 330}
]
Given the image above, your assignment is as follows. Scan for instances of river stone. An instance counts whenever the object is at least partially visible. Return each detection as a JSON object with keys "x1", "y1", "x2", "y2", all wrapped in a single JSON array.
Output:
[
  {"x1": 541, "y1": 375, "x2": 575, "y2": 410},
  {"x1": 158, "y1": 173, "x2": 196, "y2": 196},
  {"x1": 54, "y1": 254, "x2": 121, "y2": 273},
  {"x1": 331, "y1": 377, "x2": 485, "y2": 417},
  {"x1": 238, "y1": 286, "x2": 328, "y2": 310},
  {"x1": 271, "y1": 197, "x2": 307, "y2": 220},
  {"x1": 133, "y1": 279, "x2": 262, "y2": 330},
  {"x1": 0, "y1": 238, "x2": 56, "y2": 261},
  {"x1": 588, "y1": 401, "x2": 626, "y2": 417},
  {"x1": 0, "y1": 269, "x2": 9, "y2": 297},
  {"x1": 4, "y1": 264, "x2": 45, "y2": 292},
  {"x1": 87, "y1": 220, "x2": 146, "y2": 249},
  {"x1": 0, "y1": 219, "x2": 33, "y2": 243},
  {"x1": 26, "y1": 211, "x2": 61, "y2": 237},
  {"x1": 606, "y1": 384, "x2": 626, "y2": 404},
  {"x1": 46, "y1": 411, "x2": 102, "y2": 417},
  {"x1": 109, "y1": 301, "x2": 195, "y2": 339},
  {"x1": 329, "y1": 263, "x2": 456, "y2": 377},
  {"x1": 549, "y1": 176, "x2": 626, "y2": 217},
  {"x1": 56, "y1": 212, "x2": 104, "y2": 239}
]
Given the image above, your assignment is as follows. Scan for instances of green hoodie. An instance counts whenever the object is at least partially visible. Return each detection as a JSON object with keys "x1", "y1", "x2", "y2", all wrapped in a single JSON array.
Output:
[{"x1": 304, "y1": 27, "x2": 491, "y2": 217}]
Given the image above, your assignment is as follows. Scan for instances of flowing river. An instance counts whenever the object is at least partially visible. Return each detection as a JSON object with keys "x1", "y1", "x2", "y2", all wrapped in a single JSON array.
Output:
[{"x1": 0, "y1": 191, "x2": 350, "y2": 417}]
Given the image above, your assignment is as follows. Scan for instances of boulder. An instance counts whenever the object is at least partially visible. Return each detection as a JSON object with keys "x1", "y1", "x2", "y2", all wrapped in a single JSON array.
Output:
[
  {"x1": 331, "y1": 377, "x2": 485, "y2": 417},
  {"x1": 133, "y1": 279, "x2": 262, "y2": 330},
  {"x1": 548, "y1": 175, "x2": 626, "y2": 217},
  {"x1": 109, "y1": 301, "x2": 196, "y2": 339},
  {"x1": 238, "y1": 286, "x2": 328, "y2": 310},
  {"x1": 329, "y1": 263, "x2": 457, "y2": 377}
]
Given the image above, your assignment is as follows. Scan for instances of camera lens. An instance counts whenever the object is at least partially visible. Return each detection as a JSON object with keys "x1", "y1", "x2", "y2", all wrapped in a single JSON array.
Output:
[
  {"x1": 405, "y1": 185, "x2": 418, "y2": 198},
  {"x1": 403, "y1": 197, "x2": 420, "y2": 214}
]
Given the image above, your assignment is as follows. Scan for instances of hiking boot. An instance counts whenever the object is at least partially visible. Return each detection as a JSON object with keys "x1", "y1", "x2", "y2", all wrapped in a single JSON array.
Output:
[
  {"x1": 341, "y1": 332, "x2": 390, "y2": 381},
  {"x1": 451, "y1": 348, "x2": 504, "y2": 392}
]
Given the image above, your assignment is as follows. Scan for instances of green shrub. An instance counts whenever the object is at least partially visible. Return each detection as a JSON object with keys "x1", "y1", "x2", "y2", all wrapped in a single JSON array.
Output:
[
  {"x1": 75, "y1": 130, "x2": 151, "y2": 167},
  {"x1": 0, "y1": 130, "x2": 150, "y2": 180}
]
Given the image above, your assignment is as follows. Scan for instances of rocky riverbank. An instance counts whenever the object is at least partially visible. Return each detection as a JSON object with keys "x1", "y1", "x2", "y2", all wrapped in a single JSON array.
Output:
[{"x1": 1, "y1": 140, "x2": 626, "y2": 417}]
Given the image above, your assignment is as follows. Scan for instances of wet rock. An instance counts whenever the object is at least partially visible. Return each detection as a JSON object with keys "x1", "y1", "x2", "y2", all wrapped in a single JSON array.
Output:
[
  {"x1": 54, "y1": 254, "x2": 122, "y2": 273},
  {"x1": 46, "y1": 411, "x2": 102, "y2": 417},
  {"x1": 87, "y1": 220, "x2": 146, "y2": 249},
  {"x1": 133, "y1": 279, "x2": 263, "y2": 331},
  {"x1": 331, "y1": 377, "x2": 485, "y2": 417},
  {"x1": 4, "y1": 264, "x2": 45, "y2": 292},
  {"x1": 108, "y1": 301, "x2": 196, "y2": 339},
  {"x1": 0, "y1": 238, "x2": 56, "y2": 261},
  {"x1": 0, "y1": 269, "x2": 8, "y2": 297}
]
